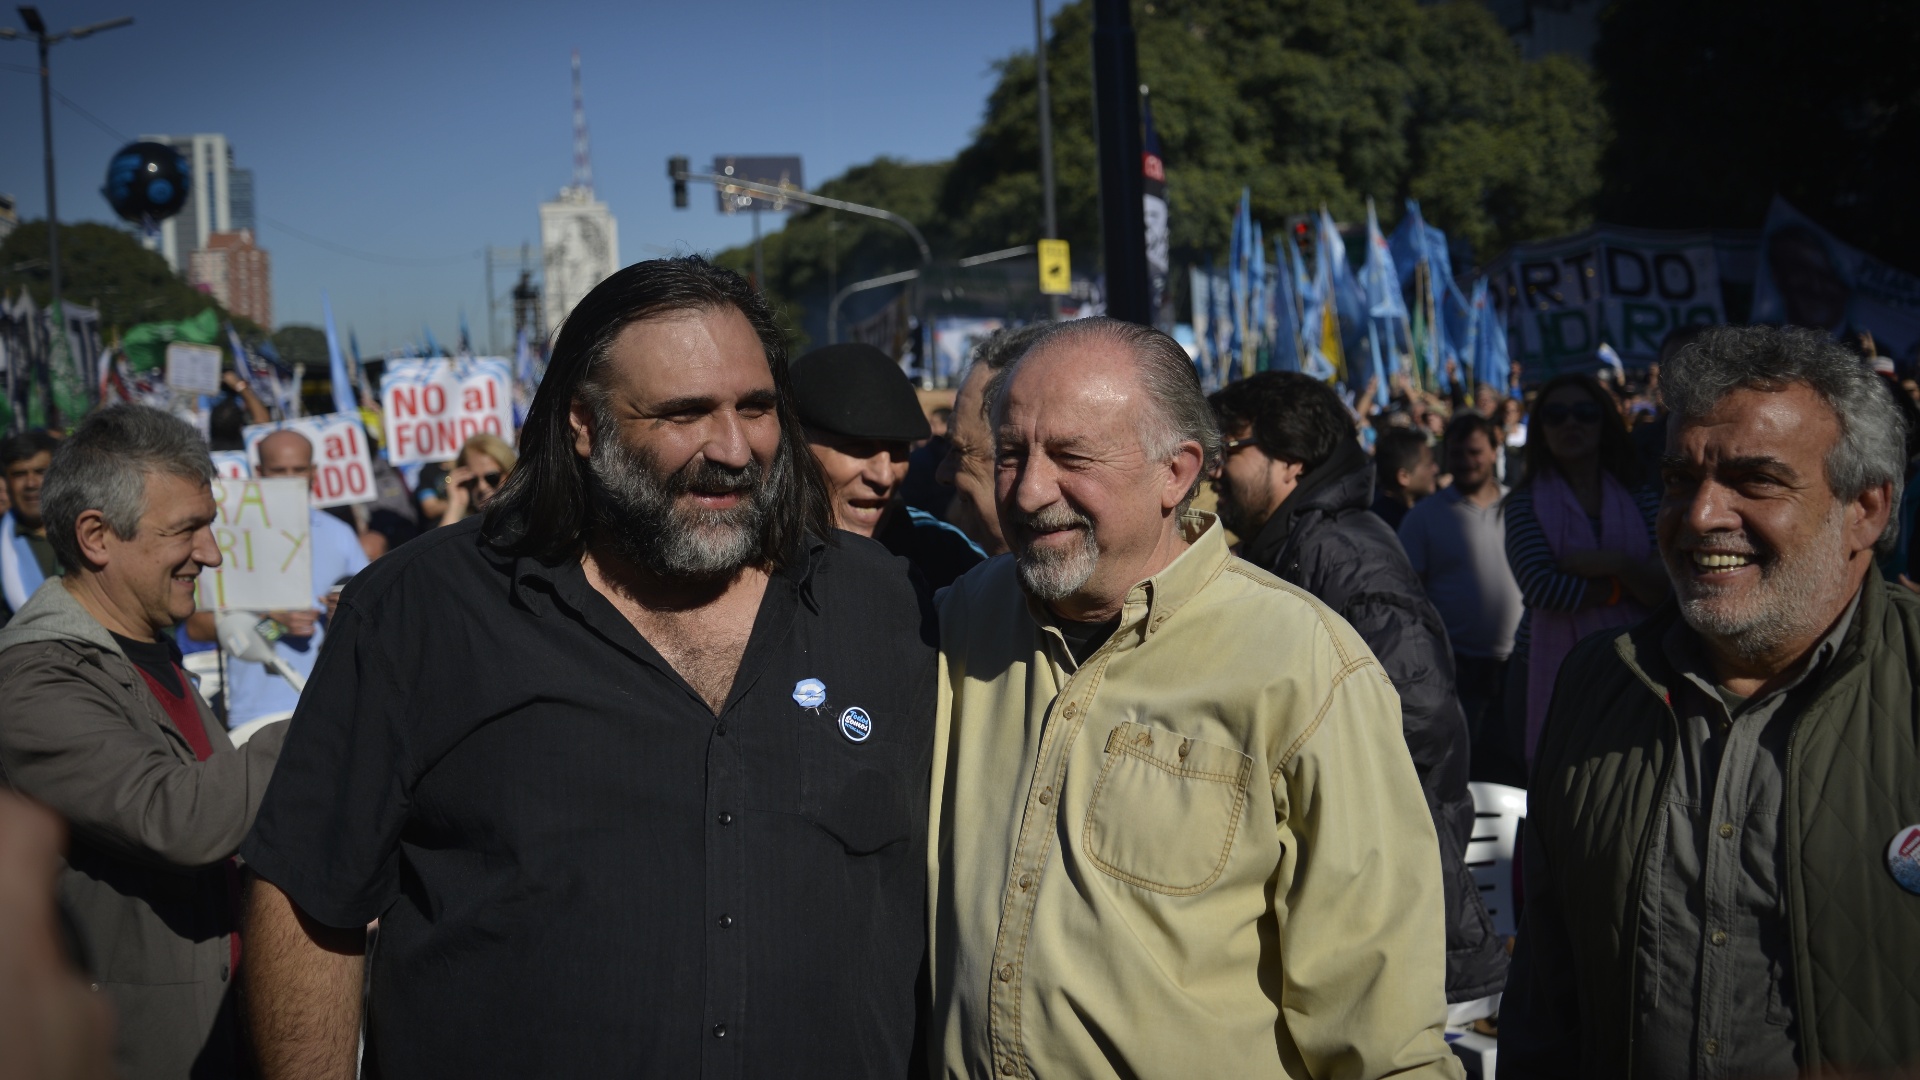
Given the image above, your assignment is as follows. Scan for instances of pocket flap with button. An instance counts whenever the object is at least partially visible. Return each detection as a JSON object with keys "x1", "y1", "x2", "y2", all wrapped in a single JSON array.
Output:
[{"x1": 1083, "y1": 720, "x2": 1253, "y2": 895}]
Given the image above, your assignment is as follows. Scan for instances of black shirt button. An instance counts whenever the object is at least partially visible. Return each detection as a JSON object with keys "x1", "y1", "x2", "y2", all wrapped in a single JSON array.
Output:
[
  {"x1": 718, "y1": 914, "x2": 733, "y2": 928},
  {"x1": 713, "y1": 1023, "x2": 728, "y2": 1038},
  {"x1": 717, "y1": 811, "x2": 734, "y2": 826},
  {"x1": 715, "y1": 724, "x2": 728, "y2": 736}
]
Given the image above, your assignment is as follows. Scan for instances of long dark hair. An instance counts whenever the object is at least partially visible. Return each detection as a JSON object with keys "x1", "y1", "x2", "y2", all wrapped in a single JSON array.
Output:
[
  {"x1": 1516, "y1": 372, "x2": 1640, "y2": 489},
  {"x1": 483, "y1": 256, "x2": 833, "y2": 564}
]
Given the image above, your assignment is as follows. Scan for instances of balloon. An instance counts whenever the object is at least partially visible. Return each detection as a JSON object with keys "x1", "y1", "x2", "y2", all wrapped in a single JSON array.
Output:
[{"x1": 101, "y1": 141, "x2": 190, "y2": 226}]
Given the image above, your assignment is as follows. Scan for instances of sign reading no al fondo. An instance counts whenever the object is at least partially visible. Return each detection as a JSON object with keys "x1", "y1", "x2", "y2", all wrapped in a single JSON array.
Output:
[
  {"x1": 241, "y1": 413, "x2": 376, "y2": 508},
  {"x1": 1486, "y1": 225, "x2": 1727, "y2": 379},
  {"x1": 380, "y1": 358, "x2": 514, "y2": 467},
  {"x1": 196, "y1": 477, "x2": 314, "y2": 612}
]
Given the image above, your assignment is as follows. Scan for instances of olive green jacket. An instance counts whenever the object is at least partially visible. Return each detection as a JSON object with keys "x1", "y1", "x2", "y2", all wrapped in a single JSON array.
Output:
[
  {"x1": 929, "y1": 513, "x2": 1461, "y2": 1080},
  {"x1": 1503, "y1": 576, "x2": 1920, "y2": 1076}
]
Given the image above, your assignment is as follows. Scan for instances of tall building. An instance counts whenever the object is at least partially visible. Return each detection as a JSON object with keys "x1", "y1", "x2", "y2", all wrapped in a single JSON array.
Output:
[
  {"x1": 540, "y1": 190, "x2": 617, "y2": 335},
  {"x1": 189, "y1": 229, "x2": 273, "y2": 328},
  {"x1": 140, "y1": 133, "x2": 257, "y2": 272},
  {"x1": 539, "y1": 52, "x2": 618, "y2": 334}
]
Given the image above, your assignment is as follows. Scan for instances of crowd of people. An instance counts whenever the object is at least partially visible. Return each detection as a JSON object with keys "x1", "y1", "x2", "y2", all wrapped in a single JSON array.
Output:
[{"x1": 2, "y1": 254, "x2": 1919, "y2": 1079}]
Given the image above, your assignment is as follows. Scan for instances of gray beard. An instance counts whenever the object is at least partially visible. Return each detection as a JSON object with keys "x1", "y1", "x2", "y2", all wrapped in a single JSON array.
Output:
[
  {"x1": 1668, "y1": 507, "x2": 1851, "y2": 663},
  {"x1": 586, "y1": 431, "x2": 782, "y2": 580},
  {"x1": 1011, "y1": 503, "x2": 1100, "y2": 602}
]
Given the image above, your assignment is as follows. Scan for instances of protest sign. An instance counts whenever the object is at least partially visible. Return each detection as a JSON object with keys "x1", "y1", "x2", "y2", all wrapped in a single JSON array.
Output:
[
  {"x1": 242, "y1": 413, "x2": 376, "y2": 508},
  {"x1": 210, "y1": 451, "x2": 251, "y2": 480},
  {"x1": 196, "y1": 477, "x2": 313, "y2": 612},
  {"x1": 380, "y1": 357, "x2": 514, "y2": 466},
  {"x1": 1485, "y1": 225, "x2": 1726, "y2": 379},
  {"x1": 165, "y1": 342, "x2": 224, "y2": 396},
  {"x1": 1751, "y1": 196, "x2": 1920, "y2": 362}
]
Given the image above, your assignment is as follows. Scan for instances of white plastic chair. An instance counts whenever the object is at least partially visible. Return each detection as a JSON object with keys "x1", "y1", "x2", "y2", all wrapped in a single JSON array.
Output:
[
  {"x1": 181, "y1": 649, "x2": 222, "y2": 703},
  {"x1": 1466, "y1": 781, "x2": 1527, "y2": 938},
  {"x1": 1446, "y1": 781, "x2": 1529, "y2": 1041}
]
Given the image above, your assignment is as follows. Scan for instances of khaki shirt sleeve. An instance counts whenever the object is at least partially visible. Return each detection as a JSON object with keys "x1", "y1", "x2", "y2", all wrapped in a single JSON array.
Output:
[
  {"x1": 1272, "y1": 660, "x2": 1464, "y2": 1080},
  {"x1": 0, "y1": 645, "x2": 286, "y2": 870}
]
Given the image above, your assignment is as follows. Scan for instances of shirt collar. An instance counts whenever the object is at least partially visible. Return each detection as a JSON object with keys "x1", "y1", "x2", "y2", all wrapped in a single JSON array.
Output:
[{"x1": 1024, "y1": 509, "x2": 1228, "y2": 659}]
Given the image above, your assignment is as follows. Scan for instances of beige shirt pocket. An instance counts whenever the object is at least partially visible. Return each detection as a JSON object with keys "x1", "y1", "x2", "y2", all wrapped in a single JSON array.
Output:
[{"x1": 1083, "y1": 720, "x2": 1253, "y2": 894}]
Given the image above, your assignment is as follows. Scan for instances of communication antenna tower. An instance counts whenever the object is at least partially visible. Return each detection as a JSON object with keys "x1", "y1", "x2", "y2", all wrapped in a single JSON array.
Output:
[{"x1": 570, "y1": 49, "x2": 593, "y2": 195}]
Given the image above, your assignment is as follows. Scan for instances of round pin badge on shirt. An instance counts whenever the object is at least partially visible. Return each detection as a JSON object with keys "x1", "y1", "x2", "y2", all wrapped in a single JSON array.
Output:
[
  {"x1": 1887, "y1": 825, "x2": 1920, "y2": 895},
  {"x1": 792, "y1": 678, "x2": 827, "y2": 709},
  {"x1": 838, "y1": 706, "x2": 873, "y2": 743}
]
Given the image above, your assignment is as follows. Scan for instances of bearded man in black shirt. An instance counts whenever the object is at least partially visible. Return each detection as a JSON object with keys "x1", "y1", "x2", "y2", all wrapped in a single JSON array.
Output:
[{"x1": 242, "y1": 258, "x2": 937, "y2": 1079}]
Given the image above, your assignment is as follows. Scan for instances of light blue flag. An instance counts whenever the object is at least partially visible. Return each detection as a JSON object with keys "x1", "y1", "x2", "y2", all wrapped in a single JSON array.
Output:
[
  {"x1": 1212, "y1": 268, "x2": 1234, "y2": 387},
  {"x1": 1362, "y1": 200, "x2": 1408, "y2": 322},
  {"x1": 1471, "y1": 279, "x2": 1511, "y2": 393},
  {"x1": 459, "y1": 309, "x2": 473, "y2": 356},
  {"x1": 423, "y1": 325, "x2": 442, "y2": 359},
  {"x1": 1189, "y1": 267, "x2": 1213, "y2": 384},
  {"x1": 1317, "y1": 208, "x2": 1366, "y2": 389},
  {"x1": 1270, "y1": 236, "x2": 1300, "y2": 373},
  {"x1": 322, "y1": 292, "x2": 357, "y2": 416},
  {"x1": 1244, "y1": 220, "x2": 1259, "y2": 367}
]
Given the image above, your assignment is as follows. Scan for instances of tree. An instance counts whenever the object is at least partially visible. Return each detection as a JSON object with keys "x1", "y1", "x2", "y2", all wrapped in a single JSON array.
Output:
[
  {"x1": 712, "y1": 158, "x2": 953, "y2": 351},
  {"x1": 269, "y1": 325, "x2": 328, "y2": 368},
  {"x1": 0, "y1": 221, "x2": 257, "y2": 334},
  {"x1": 1593, "y1": 0, "x2": 1920, "y2": 266},
  {"x1": 721, "y1": 0, "x2": 1607, "y2": 334}
]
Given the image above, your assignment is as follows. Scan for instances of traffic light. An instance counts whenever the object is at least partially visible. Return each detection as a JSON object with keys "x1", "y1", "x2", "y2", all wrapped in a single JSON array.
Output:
[
  {"x1": 668, "y1": 156, "x2": 689, "y2": 209},
  {"x1": 1292, "y1": 218, "x2": 1312, "y2": 263}
]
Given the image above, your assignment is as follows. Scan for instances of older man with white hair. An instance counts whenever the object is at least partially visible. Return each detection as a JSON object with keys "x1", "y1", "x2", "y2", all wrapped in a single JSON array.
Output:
[
  {"x1": 928, "y1": 317, "x2": 1461, "y2": 1080},
  {"x1": 1504, "y1": 325, "x2": 1920, "y2": 1078}
]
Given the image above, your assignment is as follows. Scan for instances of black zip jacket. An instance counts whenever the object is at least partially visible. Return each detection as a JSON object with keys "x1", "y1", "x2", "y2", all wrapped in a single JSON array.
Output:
[{"x1": 1240, "y1": 437, "x2": 1509, "y2": 1003}]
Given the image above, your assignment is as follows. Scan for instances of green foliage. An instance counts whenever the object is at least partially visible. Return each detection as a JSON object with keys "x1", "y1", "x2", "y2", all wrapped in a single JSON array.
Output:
[
  {"x1": 269, "y1": 324, "x2": 328, "y2": 367},
  {"x1": 717, "y1": 0, "x2": 1608, "y2": 331},
  {"x1": 0, "y1": 220, "x2": 257, "y2": 334},
  {"x1": 1594, "y1": 0, "x2": 1919, "y2": 265},
  {"x1": 711, "y1": 157, "x2": 953, "y2": 352}
]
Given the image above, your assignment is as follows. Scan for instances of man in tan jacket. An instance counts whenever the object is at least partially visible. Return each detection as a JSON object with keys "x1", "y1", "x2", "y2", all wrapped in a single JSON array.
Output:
[{"x1": 929, "y1": 317, "x2": 1461, "y2": 1080}]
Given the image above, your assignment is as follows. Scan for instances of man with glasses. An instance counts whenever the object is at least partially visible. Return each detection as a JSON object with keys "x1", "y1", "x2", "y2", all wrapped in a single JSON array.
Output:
[
  {"x1": 185, "y1": 429, "x2": 367, "y2": 727},
  {"x1": 1208, "y1": 371, "x2": 1509, "y2": 1012}
]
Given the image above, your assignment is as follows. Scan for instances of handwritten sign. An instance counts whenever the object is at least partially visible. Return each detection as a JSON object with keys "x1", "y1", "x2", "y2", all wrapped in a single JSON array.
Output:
[
  {"x1": 242, "y1": 413, "x2": 376, "y2": 508},
  {"x1": 380, "y1": 357, "x2": 514, "y2": 466},
  {"x1": 165, "y1": 342, "x2": 224, "y2": 396},
  {"x1": 209, "y1": 451, "x2": 252, "y2": 480},
  {"x1": 195, "y1": 477, "x2": 313, "y2": 612}
]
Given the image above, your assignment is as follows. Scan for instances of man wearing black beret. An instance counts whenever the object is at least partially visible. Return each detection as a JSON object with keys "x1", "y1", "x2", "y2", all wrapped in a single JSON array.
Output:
[{"x1": 791, "y1": 343, "x2": 985, "y2": 589}]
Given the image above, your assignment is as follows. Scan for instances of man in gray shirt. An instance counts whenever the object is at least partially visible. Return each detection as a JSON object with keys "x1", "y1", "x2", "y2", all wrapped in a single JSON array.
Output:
[{"x1": 1399, "y1": 412, "x2": 1524, "y2": 784}]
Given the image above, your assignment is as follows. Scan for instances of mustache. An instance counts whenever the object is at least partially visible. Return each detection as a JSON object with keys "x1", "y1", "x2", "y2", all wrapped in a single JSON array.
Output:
[
  {"x1": 1674, "y1": 531, "x2": 1769, "y2": 558},
  {"x1": 1008, "y1": 503, "x2": 1093, "y2": 532},
  {"x1": 665, "y1": 457, "x2": 762, "y2": 496}
]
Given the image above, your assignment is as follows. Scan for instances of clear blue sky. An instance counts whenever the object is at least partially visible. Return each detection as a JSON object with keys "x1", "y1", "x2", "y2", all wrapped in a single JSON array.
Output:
[{"x1": 0, "y1": 0, "x2": 1058, "y2": 352}]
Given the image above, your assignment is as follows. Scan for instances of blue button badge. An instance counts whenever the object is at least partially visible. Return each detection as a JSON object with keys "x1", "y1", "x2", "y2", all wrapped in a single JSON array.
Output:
[
  {"x1": 838, "y1": 706, "x2": 873, "y2": 743},
  {"x1": 1888, "y1": 824, "x2": 1920, "y2": 895},
  {"x1": 792, "y1": 678, "x2": 827, "y2": 709}
]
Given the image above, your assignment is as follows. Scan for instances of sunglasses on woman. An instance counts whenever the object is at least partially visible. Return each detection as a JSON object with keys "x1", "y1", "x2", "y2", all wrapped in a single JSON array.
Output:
[
  {"x1": 462, "y1": 471, "x2": 504, "y2": 491},
  {"x1": 1542, "y1": 402, "x2": 1603, "y2": 427}
]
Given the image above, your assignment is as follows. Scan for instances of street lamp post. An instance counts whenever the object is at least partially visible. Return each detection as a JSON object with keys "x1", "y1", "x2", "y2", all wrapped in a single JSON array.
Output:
[
  {"x1": 2, "y1": 6, "x2": 134, "y2": 419},
  {"x1": 1090, "y1": 0, "x2": 1150, "y2": 326},
  {"x1": 1035, "y1": 0, "x2": 1060, "y2": 322}
]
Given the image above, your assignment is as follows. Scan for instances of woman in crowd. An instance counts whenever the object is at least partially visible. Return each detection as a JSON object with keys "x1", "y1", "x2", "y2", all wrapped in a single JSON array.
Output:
[
  {"x1": 1504, "y1": 373, "x2": 1668, "y2": 768},
  {"x1": 438, "y1": 432, "x2": 517, "y2": 527}
]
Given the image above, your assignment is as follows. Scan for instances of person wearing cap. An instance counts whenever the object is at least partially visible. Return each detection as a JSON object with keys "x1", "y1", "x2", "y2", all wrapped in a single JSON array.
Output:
[{"x1": 790, "y1": 343, "x2": 985, "y2": 589}]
